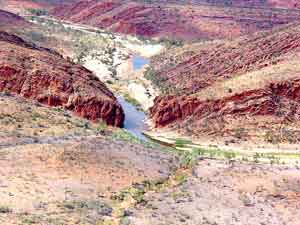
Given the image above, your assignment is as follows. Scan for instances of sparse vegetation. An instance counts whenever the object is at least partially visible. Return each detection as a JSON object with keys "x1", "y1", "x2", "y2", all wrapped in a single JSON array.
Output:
[
  {"x1": 264, "y1": 128, "x2": 300, "y2": 144},
  {"x1": 146, "y1": 135, "x2": 300, "y2": 166},
  {"x1": 144, "y1": 66, "x2": 180, "y2": 94},
  {"x1": 158, "y1": 37, "x2": 184, "y2": 48},
  {"x1": 111, "y1": 129, "x2": 165, "y2": 150},
  {"x1": 175, "y1": 138, "x2": 192, "y2": 148},
  {"x1": 0, "y1": 94, "x2": 112, "y2": 138}
]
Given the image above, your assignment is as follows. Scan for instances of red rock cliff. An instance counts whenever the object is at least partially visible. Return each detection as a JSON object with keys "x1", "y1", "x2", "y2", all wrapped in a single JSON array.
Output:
[
  {"x1": 150, "y1": 80, "x2": 300, "y2": 128},
  {"x1": 0, "y1": 31, "x2": 124, "y2": 127}
]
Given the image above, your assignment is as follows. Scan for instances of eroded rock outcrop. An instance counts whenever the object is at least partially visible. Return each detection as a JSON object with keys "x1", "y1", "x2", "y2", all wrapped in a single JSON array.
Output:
[
  {"x1": 150, "y1": 80, "x2": 300, "y2": 128},
  {"x1": 0, "y1": 31, "x2": 124, "y2": 127}
]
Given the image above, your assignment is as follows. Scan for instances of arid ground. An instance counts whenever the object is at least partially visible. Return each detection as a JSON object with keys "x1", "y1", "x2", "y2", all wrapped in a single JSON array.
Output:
[{"x1": 0, "y1": 1, "x2": 300, "y2": 225}]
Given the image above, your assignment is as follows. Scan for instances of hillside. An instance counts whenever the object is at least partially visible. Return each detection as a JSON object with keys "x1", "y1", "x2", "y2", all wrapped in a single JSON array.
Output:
[
  {"x1": 149, "y1": 23, "x2": 300, "y2": 146},
  {"x1": 51, "y1": 0, "x2": 300, "y2": 41},
  {"x1": 187, "y1": 0, "x2": 300, "y2": 9},
  {"x1": 0, "y1": 92, "x2": 178, "y2": 224},
  {"x1": 149, "y1": 23, "x2": 300, "y2": 94},
  {"x1": 0, "y1": 0, "x2": 77, "y2": 13},
  {"x1": 0, "y1": 30, "x2": 124, "y2": 127},
  {"x1": 0, "y1": 9, "x2": 30, "y2": 28}
]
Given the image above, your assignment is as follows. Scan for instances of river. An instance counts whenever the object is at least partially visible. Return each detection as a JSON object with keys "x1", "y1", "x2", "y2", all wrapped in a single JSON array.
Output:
[
  {"x1": 117, "y1": 96, "x2": 148, "y2": 141},
  {"x1": 117, "y1": 55, "x2": 150, "y2": 141}
]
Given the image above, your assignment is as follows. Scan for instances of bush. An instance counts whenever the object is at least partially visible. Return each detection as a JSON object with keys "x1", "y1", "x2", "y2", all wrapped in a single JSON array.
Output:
[
  {"x1": 26, "y1": 30, "x2": 46, "y2": 43},
  {"x1": 175, "y1": 138, "x2": 192, "y2": 148},
  {"x1": 27, "y1": 8, "x2": 48, "y2": 16},
  {"x1": 158, "y1": 37, "x2": 183, "y2": 48},
  {"x1": 0, "y1": 206, "x2": 12, "y2": 214}
]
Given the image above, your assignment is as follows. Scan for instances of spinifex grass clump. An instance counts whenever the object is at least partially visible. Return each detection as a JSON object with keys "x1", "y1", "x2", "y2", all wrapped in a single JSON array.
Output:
[{"x1": 175, "y1": 138, "x2": 192, "y2": 148}]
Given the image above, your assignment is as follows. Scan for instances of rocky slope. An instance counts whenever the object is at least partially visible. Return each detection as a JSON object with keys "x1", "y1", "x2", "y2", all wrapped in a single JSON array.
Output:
[
  {"x1": 0, "y1": 0, "x2": 77, "y2": 13},
  {"x1": 149, "y1": 23, "x2": 300, "y2": 94},
  {"x1": 0, "y1": 30, "x2": 124, "y2": 127},
  {"x1": 51, "y1": 0, "x2": 300, "y2": 40},
  {"x1": 149, "y1": 23, "x2": 300, "y2": 145},
  {"x1": 0, "y1": 9, "x2": 30, "y2": 28},
  {"x1": 190, "y1": 0, "x2": 300, "y2": 9}
]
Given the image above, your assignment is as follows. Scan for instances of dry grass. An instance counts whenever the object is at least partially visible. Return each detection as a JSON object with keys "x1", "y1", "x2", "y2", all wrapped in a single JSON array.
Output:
[
  {"x1": 194, "y1": 53, "x2": 300, "y2": 101},
  {"x1": 0, "y1": 93, "x2": 106, "y2": 139}
]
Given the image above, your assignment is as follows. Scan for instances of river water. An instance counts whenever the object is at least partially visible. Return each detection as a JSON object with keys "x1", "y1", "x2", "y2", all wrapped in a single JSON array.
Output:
[
  {"x1": 117, "y1": 55, "x2": 150, "y2": 140},
  {"x1": 117, "y1": 96, "x2": 148, "y2": 141},
  {"x1": 132, "y1": 55, "x2": 149, "y2": 70}
]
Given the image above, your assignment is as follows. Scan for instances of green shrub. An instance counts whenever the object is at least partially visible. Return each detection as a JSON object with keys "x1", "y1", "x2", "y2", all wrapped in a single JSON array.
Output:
[
  {"x1": 27, "y1": 8, "x2": 48, "y2": 16},
  {"x1": 175, "y1": 138, "x2": 192, "y2": 148}
]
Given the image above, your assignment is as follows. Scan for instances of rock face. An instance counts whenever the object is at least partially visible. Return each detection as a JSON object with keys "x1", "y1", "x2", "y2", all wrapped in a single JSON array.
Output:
[
  {"x1": 51, "y1": 0, "x2": 300, "y2": 40},
  {"x1": 0, "y1": 31, "x2": 124, "y2": 127},
  {"x1": 150, "y1": 80, "x2": 300, "y2": 128},
  {"x1": 150, "y1": 95, "x2": 202, "y2": 127}
]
